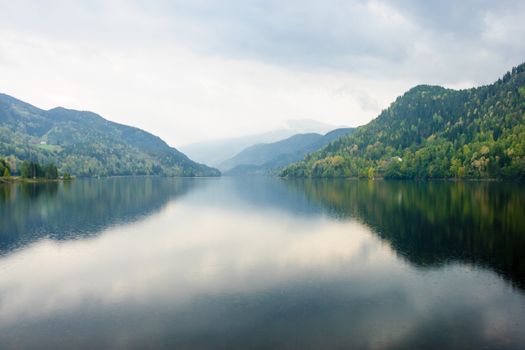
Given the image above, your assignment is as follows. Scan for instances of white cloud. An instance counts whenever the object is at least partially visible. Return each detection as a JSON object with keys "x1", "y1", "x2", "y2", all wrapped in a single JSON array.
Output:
[
  {"x1": 0, "y1": 0, "x2": 524, "y2": 146},
  {"x1": 0, "y1": 28, "x2": 407, "y2": 145}
]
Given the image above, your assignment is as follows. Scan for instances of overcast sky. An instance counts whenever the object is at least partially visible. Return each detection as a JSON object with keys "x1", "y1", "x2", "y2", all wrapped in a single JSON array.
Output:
[{"x1": 1, "y1": 0, "x2": 524, "y2": 146}]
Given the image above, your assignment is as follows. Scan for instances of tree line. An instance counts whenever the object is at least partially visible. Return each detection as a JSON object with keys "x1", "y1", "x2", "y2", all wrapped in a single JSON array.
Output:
[{"x1": 1, "y1": 158, "x2": 71, "y2": 180}]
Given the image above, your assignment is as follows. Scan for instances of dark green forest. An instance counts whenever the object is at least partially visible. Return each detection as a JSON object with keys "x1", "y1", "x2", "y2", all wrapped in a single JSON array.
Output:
[
  {"x1": 0, "y1": 94, "x2": 220, "y2": 177},
  {"x1": 19, "y1": 161, "x2": 59, "y2": 179},
  {"x1": 282, "y1": 63, "x2": 525, "y2": 179},
  {"x1": 1, "y1": 158, "x2": 62, "y2": 180}
]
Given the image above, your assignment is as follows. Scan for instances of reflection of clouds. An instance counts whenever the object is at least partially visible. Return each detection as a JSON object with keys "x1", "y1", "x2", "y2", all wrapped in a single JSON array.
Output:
[
  {"x1": 0, "y1": 202, "x2": 394, "y2": 325},
  {"x1": 0, "y1": 198, "x2": 524, "y2": 349}
]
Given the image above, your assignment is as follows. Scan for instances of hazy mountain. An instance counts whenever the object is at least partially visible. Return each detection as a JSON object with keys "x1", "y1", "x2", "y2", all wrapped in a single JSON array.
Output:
[
  {"x1": 282, "y1": 63, "x2": 525, "y2": 180},
  {"x1": 222, "y1": 128, "x2": 355, "y2": 175},
  {"x1": 180, "y1": 119, "x2": 345, "y2": 167},
  {"x1": 0, "y1": 93, "x2": 220, "y2": 177}
]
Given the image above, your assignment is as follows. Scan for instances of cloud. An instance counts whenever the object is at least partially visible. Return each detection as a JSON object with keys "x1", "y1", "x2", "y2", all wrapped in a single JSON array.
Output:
[
  {"x1": 130, "y1": 0, "x2": 525, "y2": 81},
  {"x1": 0, "y1": 0, "x2": 523, "y2": 145},
  {"x1": 333, "y1": 86, "x2": 381, "y2": 113},
  {"x1": 134, "y1": 0, "x2": 415, "y2": 70}
]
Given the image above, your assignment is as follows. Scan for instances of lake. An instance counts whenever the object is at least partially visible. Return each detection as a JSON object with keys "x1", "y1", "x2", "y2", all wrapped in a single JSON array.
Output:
[{"x1": 0, "y1": 177, "x2": 524, "y2": 349}]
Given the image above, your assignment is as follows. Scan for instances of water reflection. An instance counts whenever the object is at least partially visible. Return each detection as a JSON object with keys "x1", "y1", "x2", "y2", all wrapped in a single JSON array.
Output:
[
  {"x1": 0, "y1": 177, "x2": 202, "y2": 253},
  {"x1": 0, "y1": 178, "x2": 524, "y2": 349},
  {"x1": 284, "y1": 179, "x2": 525, "y2": 290}
]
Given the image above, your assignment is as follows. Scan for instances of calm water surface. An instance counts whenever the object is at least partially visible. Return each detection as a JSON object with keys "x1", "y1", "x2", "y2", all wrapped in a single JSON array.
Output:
[{"x1": 0, "y1": 177, "x2": 524, "y2": 349}]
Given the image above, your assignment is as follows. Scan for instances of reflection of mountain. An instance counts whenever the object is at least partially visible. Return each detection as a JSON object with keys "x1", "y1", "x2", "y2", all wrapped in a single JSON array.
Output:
[
  {"x1": 284, "y1": 179, "x2": 525, "y2": 290},
  {"x1": 0, "y1": 177, "x2": 201, "y2": 253}
]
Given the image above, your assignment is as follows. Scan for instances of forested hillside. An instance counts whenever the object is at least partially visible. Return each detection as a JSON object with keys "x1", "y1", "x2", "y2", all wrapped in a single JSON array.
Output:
[
  {"x1": 0, "y1": 94, "x2": 220, "y2": 177},
  {"x1": 282, "y1": 63, "x2": 525, "y2": 179}
]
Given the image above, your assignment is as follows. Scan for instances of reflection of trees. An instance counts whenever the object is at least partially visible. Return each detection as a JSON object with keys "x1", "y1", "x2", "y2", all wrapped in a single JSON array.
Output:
[
  {"x1": 285, "y1": 179, "x2": 525, "y2": 290},
  {"x1": 0, "y1": 178, "x2": 201, "y2": 253}
]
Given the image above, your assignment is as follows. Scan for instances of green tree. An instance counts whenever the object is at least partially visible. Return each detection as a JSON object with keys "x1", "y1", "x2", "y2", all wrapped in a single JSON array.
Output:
[
  {"x1": 21, "y1": 161, "x2": 48, "y2": 179},
  {"x1": 367, "y1": 167, "x2": 375, "y2": 179},
  {"x1": 0, "y1": 159, "x2": 7, "y2": 176},
  {"x1": 44, "y1": 163, "x2": 59, "y2": 179},
  {"x1": 384, "y1": 159, "x2": 403, "y2": 179},
  {"x1": 20, "y1": 161, "x2": 30, "y2": 179}
]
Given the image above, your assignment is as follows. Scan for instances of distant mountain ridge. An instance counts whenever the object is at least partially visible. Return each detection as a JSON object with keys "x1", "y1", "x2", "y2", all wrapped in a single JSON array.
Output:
[
  {"x1": 180, "y1": 119, "x2": 346, "y2": 167},
  {"x1": 282, "y1": 63, "x2": 525, "y2": 179},
  {"x1": 0, "y1": 93, "x2": 220, "y2": 177},
  {"x1": 222, "y1": 127, "x2": 355, "y2": 175}
]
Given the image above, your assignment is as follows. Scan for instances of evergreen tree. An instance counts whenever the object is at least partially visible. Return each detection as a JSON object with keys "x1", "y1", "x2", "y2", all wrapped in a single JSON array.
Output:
[
  {"x1": 20, "y1": 161, "x2": 30, "y2": 179},
  {"x1": 44, "y1": 163, "x2": 59, "y2": 179},
  {"x1": 0, "y1": 158, "x2": 8, "y2": 176}
]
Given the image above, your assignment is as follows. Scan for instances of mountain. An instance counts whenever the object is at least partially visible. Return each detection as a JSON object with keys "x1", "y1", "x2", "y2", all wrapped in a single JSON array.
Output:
[
  {"x1": 0, "y1": 94, "x2": 220, "y2": 177},
  {"x1": 222, "y1": 128, "x2": 355, "y2": 175},
  {"x1": 180, "y1": 119, "x2": 345, "y2": 167},
  {"x1": 282, "y1": 63, "x2": 525, "y2": 180}
]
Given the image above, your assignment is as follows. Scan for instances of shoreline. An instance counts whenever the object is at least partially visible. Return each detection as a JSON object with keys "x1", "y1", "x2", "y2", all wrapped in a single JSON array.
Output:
[
  {"x1": 0, "y1": 176, "x2": 74, "y2": 184},
  {"x1": 278, "y1": 175, "x2": 515, "y2": 182}
]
